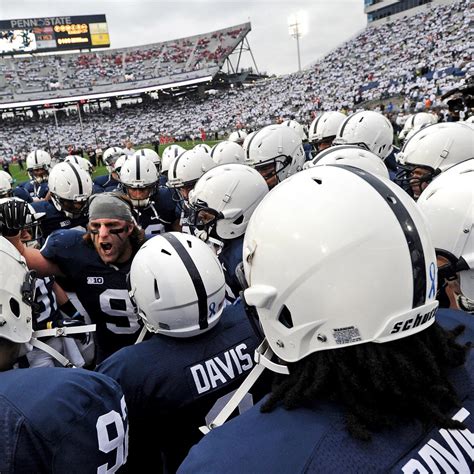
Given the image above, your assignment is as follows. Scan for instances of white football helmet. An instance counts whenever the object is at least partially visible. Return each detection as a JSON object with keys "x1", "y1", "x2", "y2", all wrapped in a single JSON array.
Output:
[
  {"x1": 64, "y1": 155, "x2": 94, "y2": 175},
  {"x1": 188, "y1": 164, "x2": 269, "y2": 241},
  {"x1": 244, "y1": 124, "x2": 304, "y2": 187},
  {"x1": 161, "y1": 145, "x2": 186, "y2": 174},
  {"x1": 281, "y1": 120, "x2": 307, "y2": 141},
  {"x1": 48, "y1": 162, "x2": 93, "y2": 218},
  {"x1": 308, "y1": 111, "x2": 346, "y2": 145},
  {"x1": 418, "y1": 170, "x2": 474, "y2": 306},
  {"x1": 114, "y1": 155, "x2": 129, "y2": 177},
  {"x1": 333, "y1": 110, "x2": 394, "y2": 159},
  {"x1": 243, "y1": 165, "x2": 438, "y2": 363},
  {"x1": 0, "y1": 170, "x2": 13, "y2": 185},
  {"x1": 242, "y1": 131, "x2": 257, "y2": 153},
  {"x1": 129, "y1": 232, "x2": 226, "y2": 338},
  {"x1": 398, "y1": 114, "x2": 415, "y2": 141},
  {"x1": 26, "y1": 150, "x2": 51, "y2": 183},
  {"x1": 103, "y1": 147, "x2": 124, "y2": 174},
  {"x1": 194, "y1": 143, "x2": 212, "y2": 154},
  {"x1": 119, "y1": 154, "x2": 158, "y2": 208},
  {"x1": 404, "y1": 112, "x2": 439, "y2": 143},
  {"x1": 0, "y1": 172, "x2": 12, "y2": 198},
  {"x1": 229, "y1": 130, "x2": 248, "y2": 145},
  {"x1": 134, "y1": 148, "x2": 161, "y2": 172},
  {"x1": 305, "y1": 145, "x2": 390, "y2": 179},
  {"x1": 0, "y1": 237, "x2": 34, "y2": 344},
  {"x1": 167, "y1": 148, "x2": 216, "y2": 198},
  {"x1": 210, "y1": 141, "x2": 245, "y2": 166},
  {"x1": 395, "y1": 122, "x2": 474, "y2": 195}
]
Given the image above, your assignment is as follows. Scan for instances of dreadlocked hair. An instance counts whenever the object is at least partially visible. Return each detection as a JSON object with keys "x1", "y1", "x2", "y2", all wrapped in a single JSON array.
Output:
[{"x1": 261, "y1": 322, "x2": 469, "y2": 441}]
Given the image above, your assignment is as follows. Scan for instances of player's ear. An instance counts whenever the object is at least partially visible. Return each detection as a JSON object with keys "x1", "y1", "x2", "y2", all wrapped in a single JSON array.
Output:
[{"x1": 126, "y1": 224, "x2": 134, "y2": 236}]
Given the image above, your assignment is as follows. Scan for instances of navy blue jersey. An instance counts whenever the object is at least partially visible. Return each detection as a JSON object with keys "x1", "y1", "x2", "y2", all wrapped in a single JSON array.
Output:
[
  {"x1": 219, "y1": 237, "x2": 243, "y2": 302},
  {"x1": 303, "y1": 143, "x2": 313, "y2": 161},
  {"x1": 12, "y1": 186, "x2": 33, "y2": 203},
  {"x1": 92, "y1": 183, "x2": 105, "y2": 194},
  {"x1": 97, "y1": 301, "x2": 269, "y2": 473},
  {"x1": 41, "y1": 229, "x2": 141, "y2": 363},
  {"x1": 32, "y1": 200, "x2": 88, "y2": 242},
  {"x1": 179, "y1": 310, "x2": 474, "y2": 474},
  {"x1": 17, "y1": 180, "x2": 49, "y2": 200},
  {"x1": 132, "y1": 187, "x2": 179, "y2": 235},
  {"x1": 94, "y1": 175, "x2": 120, "y2": 192},
  {"x1": 33, "y1": 276, "x2": 59, "y2": 329},
  {"x1": 159, "y1": 174, "x2": 168, "y2": 186},
  {"x1": 385, "y1": 146, "x2": 399, "y2": 182},
  {"x1": 0, "y1": 367, "x2": 128, "y2": 473}
]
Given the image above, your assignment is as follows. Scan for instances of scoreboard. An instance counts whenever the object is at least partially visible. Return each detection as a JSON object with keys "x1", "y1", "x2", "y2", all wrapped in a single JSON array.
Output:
[{"x1": 0, "y1": 15, "x2": 110, "y2": 55}]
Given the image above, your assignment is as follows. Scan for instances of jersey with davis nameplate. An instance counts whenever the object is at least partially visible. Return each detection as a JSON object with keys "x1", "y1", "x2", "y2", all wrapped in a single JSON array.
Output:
[
  {"x1": 97, "y1": 300, "x2": 270, "y2": 473},
  {"x1": 0, "y1": 367, "x2": 128, "y2": 473},
  {"x1": 32, "y1": 200, "x2": 88, "y2": 242},
  {"x1": 178, "y1": 308, "x2": 474, "y2": 474},
  {"x1": 41, "y1": 229, "x2": 141, "y2": 363}
]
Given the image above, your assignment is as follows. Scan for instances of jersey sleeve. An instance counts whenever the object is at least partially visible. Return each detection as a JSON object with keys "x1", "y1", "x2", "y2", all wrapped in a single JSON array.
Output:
[{"x1": 40, "y1": 229, "x2": 88, "y2": 279}]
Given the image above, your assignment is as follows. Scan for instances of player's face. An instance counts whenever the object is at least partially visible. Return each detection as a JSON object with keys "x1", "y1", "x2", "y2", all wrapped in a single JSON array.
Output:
[
  {"x1": 257, "y1": 163, "x2": 278, "y2": 189},
  {"x1": 409, "y1": 167, "x2": 431, "y2": 200},
  {"x1": 32, "y1": 168, "x2": 48, "y2": 181},
  {"x1": 316, "y1": 140, "x2": 332, "y2": 152},
  {"x1": 89, "y1": 218, "x2": 134, "y2": 264},
  {"x1": 178, "y1": 184, "x2": 194, "y2": 201},
  {"x1": 127, "y1": 187, "x2": 153, "y2": 201}
]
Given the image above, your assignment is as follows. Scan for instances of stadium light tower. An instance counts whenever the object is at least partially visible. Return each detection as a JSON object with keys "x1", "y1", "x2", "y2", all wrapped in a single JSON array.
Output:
[{"x1": 288, "y1": 11, "x2": 308, "y2": 72}]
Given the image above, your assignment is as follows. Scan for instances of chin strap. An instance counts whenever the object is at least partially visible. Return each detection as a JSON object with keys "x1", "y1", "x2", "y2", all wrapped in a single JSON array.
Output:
[
  {"x1": 135, "y1": 325, "x2": 148, "y2": 344},
  {"x1": 199, "y1": 339, "x2": 289, "y2": 434},
  {"x1": 31, "y1": 324, "x2": 96, "y2": 368}
]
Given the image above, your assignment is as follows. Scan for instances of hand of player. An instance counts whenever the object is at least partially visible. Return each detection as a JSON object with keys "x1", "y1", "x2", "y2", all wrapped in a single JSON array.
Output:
[
  {"x1": 52, "y1": 314, "x2": 90, "y2": 345},
  {"x1": 0, "y1": 199, "x2": 30, "y2": 236}
]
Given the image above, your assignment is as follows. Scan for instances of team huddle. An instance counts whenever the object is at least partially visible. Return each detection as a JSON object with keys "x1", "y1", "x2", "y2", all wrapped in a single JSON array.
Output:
[{"x1": 0, "y1": 109, "x2": 473, "y2": 472}]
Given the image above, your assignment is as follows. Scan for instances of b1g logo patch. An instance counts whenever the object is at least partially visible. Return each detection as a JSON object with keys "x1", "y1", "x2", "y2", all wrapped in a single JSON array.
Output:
[{"x1": 87, "y1": 276, "x2": 104, "y2": 285}]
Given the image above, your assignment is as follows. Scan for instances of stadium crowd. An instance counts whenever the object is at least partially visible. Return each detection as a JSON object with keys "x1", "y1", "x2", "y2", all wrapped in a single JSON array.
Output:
[
  {"x1": 0, "y1": 0, "x2": 473, "y2": 471},
  {"x1": 0, "y1": 23, "x2": 248, "y2": 101}
]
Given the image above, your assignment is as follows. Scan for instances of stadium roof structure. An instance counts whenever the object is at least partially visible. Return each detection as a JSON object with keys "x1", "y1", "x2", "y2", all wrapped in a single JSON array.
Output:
[{"x1": 0, "y1": 22, "x2": 259, "y2": 110}]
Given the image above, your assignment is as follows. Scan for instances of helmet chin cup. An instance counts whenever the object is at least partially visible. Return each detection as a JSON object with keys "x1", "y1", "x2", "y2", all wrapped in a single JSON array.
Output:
[{"x1": 193, "y1": 228, "x2": 209, "y2": 242}]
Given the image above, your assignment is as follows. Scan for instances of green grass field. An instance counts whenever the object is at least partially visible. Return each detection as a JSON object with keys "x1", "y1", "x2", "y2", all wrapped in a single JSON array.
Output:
[{"x1": 10, "y1": 140, "x2": 219, "y2": 186}]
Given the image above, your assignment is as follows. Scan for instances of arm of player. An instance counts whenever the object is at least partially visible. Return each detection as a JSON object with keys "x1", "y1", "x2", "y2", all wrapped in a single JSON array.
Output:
[{"x1": 5, "y1": 233, "x2": 64, "y2": 278}]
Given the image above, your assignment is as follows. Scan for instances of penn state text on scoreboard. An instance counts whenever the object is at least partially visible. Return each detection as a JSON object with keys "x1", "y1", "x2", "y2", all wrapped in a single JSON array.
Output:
[{"x1": 0, "y1": 15, "x2": 110, "y2": 55}]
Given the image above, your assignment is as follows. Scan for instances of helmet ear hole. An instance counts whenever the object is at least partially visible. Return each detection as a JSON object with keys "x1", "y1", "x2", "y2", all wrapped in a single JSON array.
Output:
[
  {"x1": 278, "y1": 305, "x2": 293, "y2": 329},
  {"x1": 154, "y1": 279, "x2": 160, "y2": 299},
  {"x1": 9, "y1": 298, "x2": 21, "y2": 318}
]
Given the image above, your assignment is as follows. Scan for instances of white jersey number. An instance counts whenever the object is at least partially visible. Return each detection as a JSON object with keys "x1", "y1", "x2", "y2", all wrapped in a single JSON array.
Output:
[
  {"x1": 97, "y1": 396, "x2": 129, "y2": 473},
  {"x1": 99, "y1": 289, "x2": 140, "y2": 334}
]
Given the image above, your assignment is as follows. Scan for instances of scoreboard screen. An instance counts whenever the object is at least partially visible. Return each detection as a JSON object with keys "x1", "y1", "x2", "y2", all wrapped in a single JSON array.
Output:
[{"x1": 0, "y1": 15, "x2": 110, "y2": 55}]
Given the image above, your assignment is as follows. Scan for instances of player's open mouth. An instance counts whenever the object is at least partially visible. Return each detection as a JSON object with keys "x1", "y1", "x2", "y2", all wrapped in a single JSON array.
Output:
[{"x1": 100, "y1": 242, "x2": 113, "y2": 254}]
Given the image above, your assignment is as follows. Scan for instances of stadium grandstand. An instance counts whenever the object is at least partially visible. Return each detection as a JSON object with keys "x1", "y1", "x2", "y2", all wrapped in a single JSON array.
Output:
[
  {"x1": 0, "y1": 0, "x2": 470, "y2": 159},
  {"x1": 0, "y1": 22, "x2": 252, "y2": 105},
  {"x1": 365, "y1": 0, "x2": 455, "y2": 24}
]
